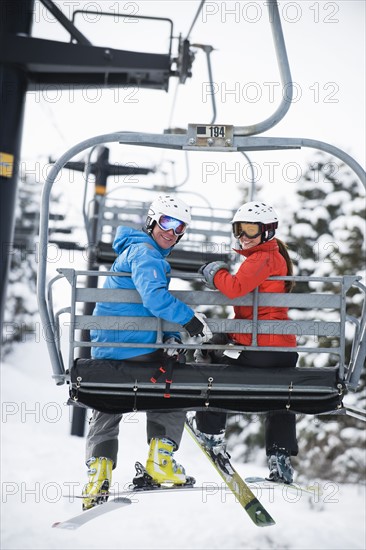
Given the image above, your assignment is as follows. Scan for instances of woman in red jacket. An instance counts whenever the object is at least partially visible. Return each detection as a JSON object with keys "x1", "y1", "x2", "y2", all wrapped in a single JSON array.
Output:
[{"x1": 193, "y1": 201, "x2": 298, "y2": 484}]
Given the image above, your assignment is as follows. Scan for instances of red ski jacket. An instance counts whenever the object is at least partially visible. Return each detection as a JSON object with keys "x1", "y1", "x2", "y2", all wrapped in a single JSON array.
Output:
[{"x1": 213, "y1": 239, "x2": 297, "y2": 348}]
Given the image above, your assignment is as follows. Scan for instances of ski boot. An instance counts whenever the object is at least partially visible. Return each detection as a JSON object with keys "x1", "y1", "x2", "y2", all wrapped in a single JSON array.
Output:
[
  {"x1": 266, "y1": 448, "x2": 294, "y2": 484},
  {"x1": 186, "y1": 412, "x2": 226, "y2": 452},
  {"x1": 186, "y1": 413, "x2": 233, "y2": 476},
  {"x1": 82, "y1": 456, "x2": 113, "y2": 510},
  {"x1": 144, "y1": 437, "x2": 195, "y2": 486}
]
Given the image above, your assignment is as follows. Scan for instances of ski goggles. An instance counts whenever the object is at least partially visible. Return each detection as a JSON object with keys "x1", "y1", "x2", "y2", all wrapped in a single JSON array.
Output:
[
  {"x1": 232, "y1": 222, "x2": 263, "y2": 239},
  {"x1": 157, "y1": 214, "x2": 187, "y2": 236}
]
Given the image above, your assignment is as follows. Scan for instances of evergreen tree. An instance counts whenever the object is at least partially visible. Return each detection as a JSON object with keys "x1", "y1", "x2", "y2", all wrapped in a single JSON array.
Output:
[
  {"x1": 285, "y1": 153, "x2": 365, "y2": 482},
  {"x1": 285, "y1": 154, "x2": 365, "y2": 368},
  {"x1": 1, "y1": 163, "x2": 75, "y2": 360},
  {"x1": 2, "y1": 175, "x2": 40, "y2": 357}
]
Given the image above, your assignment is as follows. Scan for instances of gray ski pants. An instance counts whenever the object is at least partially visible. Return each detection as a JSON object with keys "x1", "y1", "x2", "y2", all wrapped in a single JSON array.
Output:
[{"x1": 85, "y1": 409, "x2": 187, "y2": 468}]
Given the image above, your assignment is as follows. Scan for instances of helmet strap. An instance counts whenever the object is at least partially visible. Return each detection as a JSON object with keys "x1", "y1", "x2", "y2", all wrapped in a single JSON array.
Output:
[
  {"x1": 144, "y1": 216, "x2": 155, "y2": 235},
  {"x1": 261, "y1": 230, "x2": 275, "y2": 243},
  {"x1": 260, "y1": 222, "x2": 278, "y2": 243}
]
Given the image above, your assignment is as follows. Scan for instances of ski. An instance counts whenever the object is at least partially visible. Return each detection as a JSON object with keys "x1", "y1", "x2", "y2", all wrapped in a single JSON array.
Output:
[
  {"x1": 185, "y1": 418, "x2": 276, "y2": 527},
  {"x1": 245, "y1": 476, "x2": 322, "y2": 497},
  {"x1": 63, "y1": 485, "x2": 209, "y2": 500},
  {"x1": 58, "y1": 457, "x2": 204, "y2": 532},
  {"x1": 56, "y1": 484, "x2": 212, "y2": 530},
  {"x1": 52, "y1": 497, "x2": 132, "y2": 530}
]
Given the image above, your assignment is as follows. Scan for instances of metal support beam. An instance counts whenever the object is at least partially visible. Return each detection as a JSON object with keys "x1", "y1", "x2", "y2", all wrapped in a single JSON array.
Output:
[
  {"x1": 0, "y1": 34, "x2": 172, "y2": 90},
  {"x1": 70, "y1": 147, "x2": 109, "y2": 437}
]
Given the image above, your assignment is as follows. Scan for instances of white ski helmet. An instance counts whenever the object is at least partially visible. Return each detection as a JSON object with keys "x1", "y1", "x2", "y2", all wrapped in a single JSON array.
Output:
[
  {"x1": 145, "y1": 195, "x2": 191, "y2": 242},
  {"x1": 231, "y1": 201, "x2": 279, "y2": 242}
]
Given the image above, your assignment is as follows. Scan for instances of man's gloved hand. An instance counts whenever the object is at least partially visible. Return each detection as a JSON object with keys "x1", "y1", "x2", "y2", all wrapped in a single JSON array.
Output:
[
  {"x1": 198, "y1": 261, "x2": 229, "y2": 290},
  {"x1": 183, "y1": 312, "x2": 213, "y2": 344},
  {"x1": 163, "y1": 337, "x2": 186, "y2": 357},
  {"x1": 193, "y1": 348, "x2": 212, "y2": 364}
]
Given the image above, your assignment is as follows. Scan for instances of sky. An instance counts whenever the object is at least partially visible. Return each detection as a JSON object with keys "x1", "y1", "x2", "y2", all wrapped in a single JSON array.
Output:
[{"x1": 20, "y1": 0, "x2": 366, "y2": 216}]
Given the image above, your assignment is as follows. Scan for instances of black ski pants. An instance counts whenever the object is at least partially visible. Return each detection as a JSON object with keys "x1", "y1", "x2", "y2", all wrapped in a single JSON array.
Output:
[{"x1": 195, "y1": 349, "x2": 299, "y2": 456}]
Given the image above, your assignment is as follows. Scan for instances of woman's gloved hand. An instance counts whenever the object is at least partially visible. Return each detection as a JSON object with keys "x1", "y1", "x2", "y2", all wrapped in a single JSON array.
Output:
[{"x1": 198, "y1": 261, "x2": 229, "y2": 290}]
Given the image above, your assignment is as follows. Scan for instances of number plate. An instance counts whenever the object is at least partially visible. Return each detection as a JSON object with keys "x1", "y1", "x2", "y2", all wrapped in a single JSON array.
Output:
[{"x1": 186, "y1": 124, "x2": 234, "y2": 148}]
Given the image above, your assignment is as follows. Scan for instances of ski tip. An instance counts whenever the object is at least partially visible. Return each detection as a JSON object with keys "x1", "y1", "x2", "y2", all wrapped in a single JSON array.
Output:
[
  {"x1": 254, "y1": 511, "x2": 276, "y2": 528},
  {"x1": 245, "y1": 498, "x2": 276, "y2": 528},
  {"x1": 113, "y1": 497, "x2": 133, "y2": 504},
  {"x1": 52, "y1": 521, "x2": 77, "y2": 530},
  {"x1": 245, "y1": 477, "x2": 264, "y2": 483}
]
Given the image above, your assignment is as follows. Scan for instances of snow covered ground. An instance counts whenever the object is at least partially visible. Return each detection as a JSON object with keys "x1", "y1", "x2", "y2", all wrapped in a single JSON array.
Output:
[{"x1": 1, "y1": 337, "x2": 365, "y2": 550}]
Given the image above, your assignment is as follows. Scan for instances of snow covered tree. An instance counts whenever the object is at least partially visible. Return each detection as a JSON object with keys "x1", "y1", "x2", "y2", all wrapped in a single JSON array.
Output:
[
  {"x1": 285, "y1": 154, "x2": 365, "y2": 369},
  {"x1": 1, "y1": 175, "x2": 40, "y2": 357},
  {"x1": 1, "y1": 164, "x2": 75, "y2": 360},
  {"x1": 285, "y1": 153, "x2": 366, "y2": 482}
]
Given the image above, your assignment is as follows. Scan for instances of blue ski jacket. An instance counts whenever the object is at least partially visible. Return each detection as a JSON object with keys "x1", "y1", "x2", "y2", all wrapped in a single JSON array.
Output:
[{"x1": 90, "y1": 226, "x2": 194, "y2": 359}]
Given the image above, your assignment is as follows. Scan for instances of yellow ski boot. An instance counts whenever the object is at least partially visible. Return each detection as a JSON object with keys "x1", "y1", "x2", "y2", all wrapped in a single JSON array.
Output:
[
  {"x1": 145, "y1": 438, "x2": 189, "y2": 485},
  {"x1": 82, "y1": 456, "x2": 113, "y2": 510}
]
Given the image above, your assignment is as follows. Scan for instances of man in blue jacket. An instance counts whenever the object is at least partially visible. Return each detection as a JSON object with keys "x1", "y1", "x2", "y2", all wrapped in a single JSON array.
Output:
[{"x1": 83, "y1": 195, "x2": 211, "y2": 510}]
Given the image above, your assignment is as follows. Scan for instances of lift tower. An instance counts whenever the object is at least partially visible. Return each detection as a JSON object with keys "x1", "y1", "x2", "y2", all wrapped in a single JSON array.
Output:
[
  {"x1": 0, "y1": 0, "x2": 35, "y2": 331},
  {"x1": 0, "y1": 0, "x2": 194, "y2": 331}
]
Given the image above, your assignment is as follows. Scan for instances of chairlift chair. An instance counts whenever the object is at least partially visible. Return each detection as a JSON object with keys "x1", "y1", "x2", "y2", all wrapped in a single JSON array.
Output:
[
  {"x1": 37, "y1": 0, "x2": 366, "y2": 420},
  {"x1": 37, "y1": 122, "x2": 366, "y2": 418}
]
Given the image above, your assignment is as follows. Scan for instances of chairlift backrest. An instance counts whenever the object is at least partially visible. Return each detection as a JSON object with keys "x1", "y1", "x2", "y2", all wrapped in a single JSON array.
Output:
[
  {"x1": 93, "y1": 195, "x2": 235, "y2": 246},
  {"x1": 85, "y1": 193, "x2": 235, "y2": 271}
]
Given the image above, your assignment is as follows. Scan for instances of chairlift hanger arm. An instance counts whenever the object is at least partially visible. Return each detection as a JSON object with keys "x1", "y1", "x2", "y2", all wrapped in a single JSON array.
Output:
[
  {"x1": 167, "y1": 0, "x2": 293, "y2": 133},
  {"x1": 173, "y1": 1, "x2": 292, "y2": 133},
  {"x1": 234, "y1": 0, "x2": 293, "y2": 136}
]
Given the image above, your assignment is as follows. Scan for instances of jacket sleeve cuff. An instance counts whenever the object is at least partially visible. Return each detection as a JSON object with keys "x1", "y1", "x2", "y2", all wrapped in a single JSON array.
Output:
[{"x1": 183, "y1": 315, "x2": 204, "y2": 336}]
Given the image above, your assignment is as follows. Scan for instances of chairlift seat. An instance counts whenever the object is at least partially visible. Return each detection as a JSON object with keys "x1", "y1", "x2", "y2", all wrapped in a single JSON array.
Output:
[
  {"x1": 69, "y1": 357, "x2": 344, "y2": 415},
  {"x1": 35, "y1": 131, "x2": 366, "y2": 423},
  {"x1": 47, "y1": 267, "x2": 365, "y2": 418}
]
